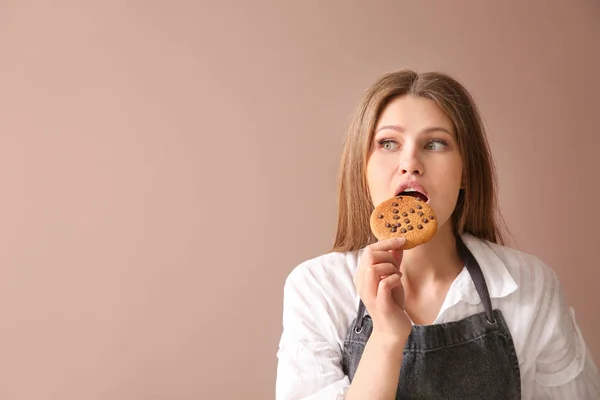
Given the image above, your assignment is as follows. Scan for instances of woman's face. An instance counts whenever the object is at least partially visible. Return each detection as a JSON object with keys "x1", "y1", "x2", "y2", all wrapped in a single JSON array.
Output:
[{"x1": 366, "y1": 95, "x2": 464, "y2": 236}]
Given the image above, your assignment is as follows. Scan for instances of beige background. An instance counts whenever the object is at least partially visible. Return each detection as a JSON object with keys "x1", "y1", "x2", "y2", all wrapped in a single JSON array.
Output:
[{"x1": 1, "y1": 1, "x2": 599, "y2": 399}]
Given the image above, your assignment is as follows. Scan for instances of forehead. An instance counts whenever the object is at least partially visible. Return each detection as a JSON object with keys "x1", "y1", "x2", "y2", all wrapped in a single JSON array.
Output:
[{"x1": 375, "y1": 95, "x2": 454, "y2": 132}]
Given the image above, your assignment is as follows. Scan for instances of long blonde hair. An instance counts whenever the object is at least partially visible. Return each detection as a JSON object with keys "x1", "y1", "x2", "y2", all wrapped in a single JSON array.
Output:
[{"x1": 332, "y1": 69, "x2": 508, "y2": 252}]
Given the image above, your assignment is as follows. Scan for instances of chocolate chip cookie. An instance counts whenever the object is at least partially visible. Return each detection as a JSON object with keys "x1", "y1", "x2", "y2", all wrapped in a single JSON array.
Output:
[{"x1": 370, "y1": 195, "x2": 437, "y2": 249}]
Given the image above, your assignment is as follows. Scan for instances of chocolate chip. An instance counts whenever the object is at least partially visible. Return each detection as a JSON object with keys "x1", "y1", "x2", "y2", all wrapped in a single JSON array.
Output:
[
  {"x1": 402, "y1": 212, "x2": 408, "y2": 217},
  {"x1": 418, "y1": 212, "x2": 424, "y2": 216},
  {"x1": 385, "y1": 223, "x2": 391, "y2": 227},
  {"x1": 422, "y1": 218, "x2": 428, "y2": 223},
  {"x1": 429, "y1": 215, "x2": 435, "y2": 220},
  {"x1": 378, "y1": 214, "x2": 384, "y2": 219},
  {"x1": 408, "y1": 225, "x2": 413, "y2": 230},
  {"x1": 401, "y1": 228, "x2": 407, "y2": 233},
  {"x1": 393, "y1": 215, "x2": 400, "y2": 220},
  {"x1": 392, "y1": 202, "x2": 398, "y2": 206},
  {"x1": 391, "y1": 226, "x2": 397, "y2": 232},
  {"x1": 404, "y1": 218, "x2": 410, "y2": 223},
  {"x1": 393, "y1": 209, "x2": 399, "y2": 214},
  {"x1": 396, "y1": 196, "x2": 403, "y2": 199},
  {"x1": 417, "y1": 205, "x2": 422, "y2": 209},
  {"x1": 395, "y1": 223, "x2": 401, "y2": 227},
  {"x1": 409, "y1": 208, "x2": 415, "y2": 213},
  {"x1": 417, "y1": 224, "x2": 423, "y2": 229},
  {"x1": 416, "y1": 198, "x2": 422, "y2": 202}
]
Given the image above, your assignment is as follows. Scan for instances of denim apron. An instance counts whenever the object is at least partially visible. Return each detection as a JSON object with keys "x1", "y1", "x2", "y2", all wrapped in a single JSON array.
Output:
[{"x1": 341, "y1": 238, "x2": 521, "y2": 399}]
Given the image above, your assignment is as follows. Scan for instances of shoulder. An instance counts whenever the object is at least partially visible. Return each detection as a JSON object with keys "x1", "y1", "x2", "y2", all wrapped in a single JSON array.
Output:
[{"x1": 493, "y1": 240, "x2": 559, "y2": 289}]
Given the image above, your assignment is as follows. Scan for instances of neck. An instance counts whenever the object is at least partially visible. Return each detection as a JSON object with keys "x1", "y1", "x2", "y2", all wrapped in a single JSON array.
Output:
[{"x1": 400, "y1": 224, "x2": 464, "y2": 285}]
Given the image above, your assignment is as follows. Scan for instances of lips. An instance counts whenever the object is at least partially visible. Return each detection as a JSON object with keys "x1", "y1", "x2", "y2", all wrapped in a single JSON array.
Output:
[{"x1": 395, "y1": 181, "x2": 429, "y2": 203}]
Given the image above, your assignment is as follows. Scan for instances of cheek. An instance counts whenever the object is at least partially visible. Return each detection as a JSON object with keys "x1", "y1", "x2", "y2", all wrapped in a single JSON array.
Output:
[
  {"x1": 444, "y1": 161, "x2": 464, "y2": 207},
  {"x1": 366, "y1": 157, "x2": 390, "y2": 204},
  {"x1": 443, "y1": 155, "x2": 463, "y2": 185},
  {"x1": 365, "y1": 161, "x2": 377, "y2": 193},
  {"x1": 432, "y1": 158, "x2": 463, "y2": 207}
]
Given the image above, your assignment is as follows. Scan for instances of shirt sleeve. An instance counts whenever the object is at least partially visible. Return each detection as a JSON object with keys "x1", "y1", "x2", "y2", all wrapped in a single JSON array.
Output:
[
  {"x1": 275, "y1": 266, "x2": 350, "y2": 400},
  {"x1": 533, "y1": 268, "x2": 600, "y2": 399}
]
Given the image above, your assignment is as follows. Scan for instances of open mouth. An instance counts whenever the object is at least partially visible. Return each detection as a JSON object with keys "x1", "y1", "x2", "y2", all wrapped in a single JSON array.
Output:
[{"x1": 397, "y1": 190, "x2": 429, "y2": 203}]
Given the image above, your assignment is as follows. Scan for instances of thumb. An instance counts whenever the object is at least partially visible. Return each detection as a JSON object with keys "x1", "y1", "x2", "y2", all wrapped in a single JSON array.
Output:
[
  {"x1": 391, "y1": 284, "x2": 405, "y2": 310},
  {"x1": 378, "y1": 274, "x2": 401, "y2": 314},
  {"x1": 390, "y1": 248, "x2": 404, "y2": 268}
]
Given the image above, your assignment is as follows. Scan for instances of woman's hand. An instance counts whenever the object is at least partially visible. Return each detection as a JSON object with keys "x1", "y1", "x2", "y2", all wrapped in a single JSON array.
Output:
[
  {"x1": 345, "y1": 237, "x2": 412, "y2": 400},
  {"x1": 354, "y1": 237, "x2": 412, "y2": 340}
]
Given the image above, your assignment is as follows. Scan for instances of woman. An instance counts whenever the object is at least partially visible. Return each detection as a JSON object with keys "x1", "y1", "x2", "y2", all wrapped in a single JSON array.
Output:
[{"x1": 275, "y1": 69, "x2": 600, "y2": 399}]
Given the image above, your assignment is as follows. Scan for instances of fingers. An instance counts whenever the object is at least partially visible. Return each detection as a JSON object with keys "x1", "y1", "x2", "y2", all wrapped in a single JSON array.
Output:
[
  {"x1": 371, "y1": 263, "x2": 401, "y2": 278},
  {"x1": 368, "y1": 237, "x2": 406, "y2": 252},
  {"x1": 356, "y1": 238, "x2": 406, "y2": 308},
  {"x1": 363, "y1": 261, "x2": 402, "y2": 306},
  {"x1": 364, "y1": 264, "x2": 380, "y2": 303},
  {"x1": 377, "y1": 274, "x2": 402, "y2": 313},
  {"x1": 361, "y1": 247, "x2": 401, "y2": 270}
]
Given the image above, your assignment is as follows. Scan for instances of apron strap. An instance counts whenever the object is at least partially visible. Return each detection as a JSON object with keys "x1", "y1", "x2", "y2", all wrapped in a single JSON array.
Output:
[
  {"x1": 354, "y1": 235, "x2": 496, "y2": 329},
  {"x1": 457, "y1": 236, "x2": 496, "y2": 324},
  {"x1": 355, "y1": 300, "x2": 366, "y2": 331}
]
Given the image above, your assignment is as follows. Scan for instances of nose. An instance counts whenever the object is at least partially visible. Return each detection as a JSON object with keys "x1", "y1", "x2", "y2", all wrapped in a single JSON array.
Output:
[{"x1": 398, "y1": 146, "x2": 424, "y2": 176}]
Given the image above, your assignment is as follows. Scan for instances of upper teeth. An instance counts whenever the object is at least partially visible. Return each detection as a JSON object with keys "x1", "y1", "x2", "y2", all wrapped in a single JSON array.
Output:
[{"x1": 404, "y1": 188, "x2": 417, "y2": 192}]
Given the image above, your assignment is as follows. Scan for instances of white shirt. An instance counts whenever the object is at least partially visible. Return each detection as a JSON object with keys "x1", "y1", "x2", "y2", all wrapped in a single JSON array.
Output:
[{"x1": 275, "y1": 234, "x2": 600, "y2": 399}]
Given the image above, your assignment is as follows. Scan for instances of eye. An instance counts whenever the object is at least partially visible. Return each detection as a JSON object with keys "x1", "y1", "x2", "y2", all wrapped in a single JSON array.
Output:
[
  {"x1": 379, "y1": 139, "x2": 398, "y2": 151},
  {"x1": 425, "y1": 140, "x2": 447, "y2": 151}
]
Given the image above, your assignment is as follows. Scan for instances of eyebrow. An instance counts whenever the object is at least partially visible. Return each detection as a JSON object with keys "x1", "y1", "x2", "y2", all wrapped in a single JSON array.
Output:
[{"x1": 375, "y1": 125, "x2": 454, "y2": 136}]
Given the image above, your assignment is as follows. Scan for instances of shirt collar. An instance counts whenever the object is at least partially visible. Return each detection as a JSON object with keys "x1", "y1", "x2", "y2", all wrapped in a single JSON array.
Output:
[
  {"x1": 445, "y1": 233, "x2": 518, "y2": 307},
  {"x1": 356, "y1": 234, "x2": 519, "y2": 315}
]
